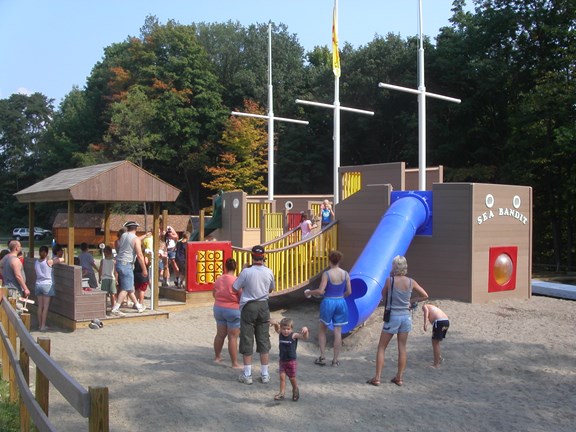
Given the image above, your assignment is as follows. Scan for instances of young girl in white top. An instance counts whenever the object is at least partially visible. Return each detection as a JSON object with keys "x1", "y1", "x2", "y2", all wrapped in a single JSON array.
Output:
[{"x1": 35, "y1": 245, "x2": 62, "y2": 331}]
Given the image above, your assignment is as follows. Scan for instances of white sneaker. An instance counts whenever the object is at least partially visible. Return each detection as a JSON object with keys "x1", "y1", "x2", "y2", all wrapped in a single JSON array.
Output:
[
  {"x1": 238, "y1": 374, "x2": 253, "y2": 385},
  {"x1": 260, "y1": 374, "x2": 270, "y2": 384},
  {"x1": 137, "y1": 304, "x2": 146, "y2": 313},
  {"x1": 110, "y1": 309, "x2": 126, "y2": 317}
]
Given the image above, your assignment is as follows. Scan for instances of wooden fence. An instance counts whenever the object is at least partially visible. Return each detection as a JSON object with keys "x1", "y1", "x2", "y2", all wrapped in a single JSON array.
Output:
[{"x1": 0, "y1": 291, "x2": 109, "y2": 431}]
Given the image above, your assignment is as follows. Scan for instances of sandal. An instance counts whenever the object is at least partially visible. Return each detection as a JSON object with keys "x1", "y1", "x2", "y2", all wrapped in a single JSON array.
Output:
[
  {"x1": 331, "y1": 360, "x2": 340, "y2": 367},
  {"x1": 390, "y1": 377, "x2": 403, "y2": 386},
  {"x1": 274, "y1": 393, "x2": 285, "y2": 401},
  {"x1": 292, "y1": 387, "x2": 300, "y2": 402},
  {"x1": 314, "y1": 356, "x2": 326, "y2": 366},
  {"x1": 366, "y1": 378, "x2": 380, "y2": 386}
]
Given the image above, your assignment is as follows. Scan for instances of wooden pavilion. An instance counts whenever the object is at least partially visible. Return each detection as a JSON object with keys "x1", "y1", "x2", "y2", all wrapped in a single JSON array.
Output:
[{"x1": 13, "y1": 160, "x2": 181, "y2": 325}]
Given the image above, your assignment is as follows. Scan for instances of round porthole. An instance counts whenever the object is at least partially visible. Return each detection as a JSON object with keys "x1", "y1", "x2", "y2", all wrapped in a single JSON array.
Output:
[
  {"x1": 233, "y1": 198, "x2": 240, "y2": 209},
  {"x1": 485, "y1": 194, "x2": 494, "y2": 208},
  {"x1": 513, "y1": 195, "x2": 521, "y2": 209},
  {"x1": 493, "y1": 253, "x2": 514, "y2": 286},
  {"x1": 285, "y1": 201, "x2": 293, "y2": 210}
]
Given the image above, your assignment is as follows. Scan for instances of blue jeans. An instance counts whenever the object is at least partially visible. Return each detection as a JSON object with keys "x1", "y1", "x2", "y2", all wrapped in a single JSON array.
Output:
[{"x1": 116, "y1": 261, "x2": 135, "y2": 291}]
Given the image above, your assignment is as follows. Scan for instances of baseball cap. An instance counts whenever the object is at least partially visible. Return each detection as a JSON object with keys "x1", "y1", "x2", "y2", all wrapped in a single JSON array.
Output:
[
  {"x1": 251, "y1": 245, "x2": 265, "y2": 258},
  {"x1": 123, "y1": 221, "x2": 140, "y2": 228}
]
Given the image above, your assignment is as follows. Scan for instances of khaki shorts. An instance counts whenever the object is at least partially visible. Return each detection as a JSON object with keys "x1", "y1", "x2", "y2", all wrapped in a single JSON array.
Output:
[{"x1": 239, "y1": 301, "x2": 271, "y2": 356}]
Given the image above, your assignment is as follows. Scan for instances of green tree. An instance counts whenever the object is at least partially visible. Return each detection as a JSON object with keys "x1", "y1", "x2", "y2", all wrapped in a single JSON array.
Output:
[
  {"x1": 80, "y1": 16, "x2": 227, "y2": 213},
  {"x1": 436, "y1": 0, "x2": 576, "y2": 269},
  {"x1": 203, "y1": 99, "x2": 268, "y2": 194},
  {"x1": 104, "y1": 85, "x2": 163, "y2": 166},
  {"x1": 0, "y1": 92, "x2": 54, "y2": 226}
]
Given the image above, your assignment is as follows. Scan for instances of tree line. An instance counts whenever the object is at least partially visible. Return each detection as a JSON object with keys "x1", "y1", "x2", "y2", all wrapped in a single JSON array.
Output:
[{"x1": 0, "y1": 0, "x2": 574, "y2": 271}]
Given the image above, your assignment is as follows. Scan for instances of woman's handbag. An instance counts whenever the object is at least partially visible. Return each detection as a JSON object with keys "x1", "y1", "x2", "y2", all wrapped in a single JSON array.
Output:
[{"x1": 383, "y1": 276, "x2": 394, "y2": 322}]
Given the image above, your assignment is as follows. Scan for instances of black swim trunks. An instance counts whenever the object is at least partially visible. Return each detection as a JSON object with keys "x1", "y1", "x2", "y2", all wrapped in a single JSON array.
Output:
[{"x1": 432, "y1": 319, "x2": 450, "y2": 340}]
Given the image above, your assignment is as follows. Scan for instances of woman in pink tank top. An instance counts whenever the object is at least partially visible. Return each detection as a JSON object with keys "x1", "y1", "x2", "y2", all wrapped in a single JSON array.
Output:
[{"x1": 212, "y1": 258, "x2": 242, "y2": 368}]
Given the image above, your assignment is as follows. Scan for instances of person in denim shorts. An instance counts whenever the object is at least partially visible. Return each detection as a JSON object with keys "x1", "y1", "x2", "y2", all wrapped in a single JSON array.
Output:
[
  {"x1": 212, "y1": 258, "x2": 241, "y2": 368},
  {"x1": 366, "y1": 255, "x2": 429, "y2": 387},
  {"x1": 110, "y1": 221, "x2": 147, "y2": 316}
]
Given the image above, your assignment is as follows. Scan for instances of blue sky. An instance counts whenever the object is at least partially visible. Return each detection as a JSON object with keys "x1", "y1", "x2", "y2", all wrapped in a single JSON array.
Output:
[{"x1": 0, "y1": 0, "x2": 469, "y2": 105}]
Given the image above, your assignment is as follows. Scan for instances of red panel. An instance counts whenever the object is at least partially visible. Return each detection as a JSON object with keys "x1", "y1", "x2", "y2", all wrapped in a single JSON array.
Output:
[
  {"x1": 186, "y1": 241, "x2": 233, "y2": 292},
  {"x1": 488, "y1": 246, "x2": 518, "y2": 293}
]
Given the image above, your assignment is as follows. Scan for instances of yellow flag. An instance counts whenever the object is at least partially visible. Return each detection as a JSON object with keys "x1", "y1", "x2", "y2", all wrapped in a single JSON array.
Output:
[{"x1": 332, "y1": 1, "x2": 341, "y2": 77}]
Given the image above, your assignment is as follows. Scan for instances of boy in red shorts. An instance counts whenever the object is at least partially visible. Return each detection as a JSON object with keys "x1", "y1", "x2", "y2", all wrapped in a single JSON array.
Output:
[{"x1": 270, "y1": 318, "x2": 309, "y2": 402}]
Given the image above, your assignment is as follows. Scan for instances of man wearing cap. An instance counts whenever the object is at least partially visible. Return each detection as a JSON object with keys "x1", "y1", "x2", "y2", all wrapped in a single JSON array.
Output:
[
  {"x1": 233, "y1": 245, "x2": 275, "y2": 385},
  {"x1": 110, "y1": 221, "x2": 147, "y2": 315}
]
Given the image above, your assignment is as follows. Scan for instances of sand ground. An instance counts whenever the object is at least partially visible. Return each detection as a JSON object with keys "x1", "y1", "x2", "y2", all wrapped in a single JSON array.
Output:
[{"x1": 32, "y1": 295, "x2": 576, "y2": 432}]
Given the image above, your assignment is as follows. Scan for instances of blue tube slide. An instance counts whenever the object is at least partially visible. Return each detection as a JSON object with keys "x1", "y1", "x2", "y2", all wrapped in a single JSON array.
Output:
[{"x1": 342, "y1": 193, "x2": 430, "y2": 334}]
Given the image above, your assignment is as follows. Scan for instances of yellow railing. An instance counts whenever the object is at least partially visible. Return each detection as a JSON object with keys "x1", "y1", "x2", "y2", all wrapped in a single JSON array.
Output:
[
  {"x1": 310, "y1": 203, "x2": 322, "y2": 223},
  {"x1": 342, "y1": 171, "x2": 362, "y2": 200},
  {"x1": 262, "y1": 213, "x2": 285, "y2": 243},
  {"x1": 247, "y1": 202, "x2": 272, "y2": 229},
  {"x1": 233, "y1": 222, "x2": 338, "y2": 292}
]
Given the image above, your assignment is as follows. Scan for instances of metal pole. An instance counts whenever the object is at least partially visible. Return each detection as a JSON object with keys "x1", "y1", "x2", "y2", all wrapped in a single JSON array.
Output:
[
  {"x1": 333, "y1": 0, "x2": 341, "y2": 204},
  {"x1": 267, "y1": 23, "x2": 274, "y2": 201},
  {"x1": 418, "y1": 0, "x2": 426, "y2": 191}
]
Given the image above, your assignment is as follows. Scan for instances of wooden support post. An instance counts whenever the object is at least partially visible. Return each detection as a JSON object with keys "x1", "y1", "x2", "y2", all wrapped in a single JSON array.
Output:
[
  {"x1": 89, "y1": 386, "x2": 109, "y2": 432},
  {"x1": 8, "y1": 299, "x2": 18, "y2": 402},
  {"x1": 104, "y1": 204, "x2": 111, "y2": 248},
  {"x1": 28, "y1": 203, "x2": 35, "y2": 258},
  {"x1": 153, "y1": 203, "x2": 160, "y2": 310},
  {"x1": 67, "y1": 200, "x2": 75, "y2": 265},
  {"x1": 0, "y1": 287, "x2": 7, "y2": 377},
  {"x1": 19, "y1": 313, "x2": 31, "y2": 431},
  {"x1": 199, "y1": 210, "x2": 205, "y2": 241},
  {"x1": 36, "y1": 337, "x2": 51, "y2": 416},
  {"x1": 162, "y1": 209, "x2": 168, "y2": 233}
]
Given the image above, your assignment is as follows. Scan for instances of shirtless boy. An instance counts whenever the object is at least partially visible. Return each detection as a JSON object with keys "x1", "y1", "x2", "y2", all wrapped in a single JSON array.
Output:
[{"x1": 422, "y1": 303, "x2": 450, "y2": 368}]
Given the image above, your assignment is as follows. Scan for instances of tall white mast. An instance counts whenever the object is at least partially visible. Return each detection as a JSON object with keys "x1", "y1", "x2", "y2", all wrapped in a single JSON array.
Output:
[
  {"x1": 379, "y1": 0, "x2": 461, "y2": 190},
  {"x1": 296, "y1": 0, "x2": 373, "y2": 204},
  {"x1": 232, "y1": 23, "x2": 308, "y2": 201}
]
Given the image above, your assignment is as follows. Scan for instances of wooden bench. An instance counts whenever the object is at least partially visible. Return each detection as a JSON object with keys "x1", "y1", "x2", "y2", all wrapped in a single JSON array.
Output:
[{"x1": 24, "y1": 258, "x2": 107, "y2": 321}]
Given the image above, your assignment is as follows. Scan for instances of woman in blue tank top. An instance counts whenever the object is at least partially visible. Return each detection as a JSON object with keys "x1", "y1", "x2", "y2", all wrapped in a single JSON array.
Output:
[
  {"x1": 304, "y1": 250, "x2": 351, "y2": 367},
  {"x1": 366, "y1": 255, "x2": 428, "y2": 387}
]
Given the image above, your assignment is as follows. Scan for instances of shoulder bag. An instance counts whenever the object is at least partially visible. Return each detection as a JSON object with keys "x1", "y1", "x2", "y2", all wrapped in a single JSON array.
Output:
[{"x1": 383, "y1": 276, "x2": 394, "y2": 322}]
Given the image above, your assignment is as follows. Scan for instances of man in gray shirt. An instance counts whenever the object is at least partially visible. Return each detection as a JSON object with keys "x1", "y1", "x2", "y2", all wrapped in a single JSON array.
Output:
[
  {"x1": 110, "y1": 221, "x2": 148, "y2": 316},
  {"x1": 233, "y1": 245, "x2": 275, "y2": 385}
]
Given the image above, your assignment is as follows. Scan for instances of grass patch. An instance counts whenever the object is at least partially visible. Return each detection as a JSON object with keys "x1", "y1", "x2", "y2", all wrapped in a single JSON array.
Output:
[{"x1": 0, "y1": 374, "x2": 19, "y2": 432}]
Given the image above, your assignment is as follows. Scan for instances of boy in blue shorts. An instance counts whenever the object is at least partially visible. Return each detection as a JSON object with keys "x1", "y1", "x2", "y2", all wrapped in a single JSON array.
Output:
[{"x1": 423, "y1": 302, "x2": 450, "y2": 368}]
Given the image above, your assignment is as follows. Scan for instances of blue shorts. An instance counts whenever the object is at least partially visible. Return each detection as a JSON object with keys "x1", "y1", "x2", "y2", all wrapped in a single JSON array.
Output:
[
  {"x1": 382, "y1": 313, "x2": 412, "y2": 334},
  {"x1": 213, "y1": 305, "x2": 241, "y2": 329},
  {"x1": 319, "y1": 297, "x2": 348, "y2": 327},
  {"x1": 432, "y1": 319, "x2": 450, "y2": 340},
  {"x1": 116, "y1": 262, "x2": 135, "y2": 291},
  {"x1": 167, "y1": 250, "x2": 176, "y2": 260},
  {"x1": 35, "y1": 282, "x2": 55, "y2": 297}
]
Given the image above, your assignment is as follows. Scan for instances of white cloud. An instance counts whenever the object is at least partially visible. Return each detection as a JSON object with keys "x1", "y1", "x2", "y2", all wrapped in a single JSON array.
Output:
[{"x1": 17, "y1": 87, "x2": 32, "y2": 96}]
